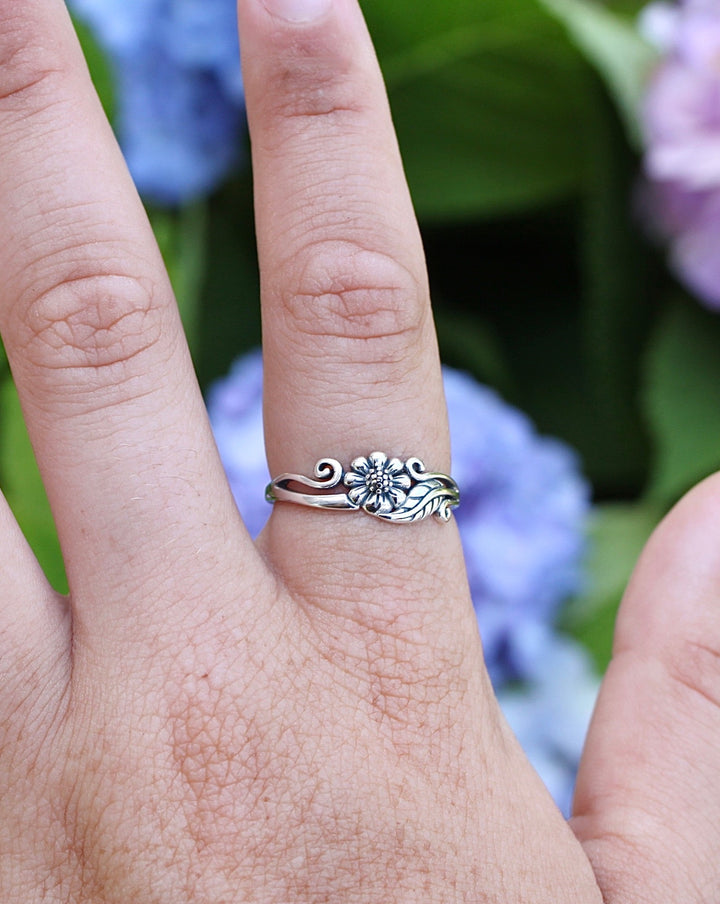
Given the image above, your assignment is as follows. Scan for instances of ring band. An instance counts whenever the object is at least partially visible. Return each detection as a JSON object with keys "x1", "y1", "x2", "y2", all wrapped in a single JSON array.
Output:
[{"x1": 265, "y1": 451, "x2": 459, "y2": 524}]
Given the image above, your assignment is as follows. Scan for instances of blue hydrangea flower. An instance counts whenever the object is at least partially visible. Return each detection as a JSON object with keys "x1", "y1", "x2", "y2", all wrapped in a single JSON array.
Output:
[
  {"x1": 497, "y1": 627, "x2": 599, "y2": 817},
  {"x1": 206, "y1": 351, "x2": 599, "y2": 813},
  {"x1": 443, "y1": 367, "x2": 590, "y2": 687},
  {"x1": 69, "y1": 0, "x2": 245, "y2": 203},
  {"x1": 207, "y1": 350, "x2": 269, "y2": 538}
]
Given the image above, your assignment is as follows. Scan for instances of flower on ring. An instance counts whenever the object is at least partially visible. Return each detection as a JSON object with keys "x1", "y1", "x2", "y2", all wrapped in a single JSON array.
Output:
[{"x1": 343, "y1": 452, "x2": 412, "y2": 515}]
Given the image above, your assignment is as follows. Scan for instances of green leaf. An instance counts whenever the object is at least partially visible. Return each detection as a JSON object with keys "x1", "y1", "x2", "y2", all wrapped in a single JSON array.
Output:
[
  {"x1": 643, "y1": 300, "x2": 720, "y2": 504},
  {"x1": 578, "y1": 86, "x2": 654, "y2": 491},
  {"x1": 538, "y1": 0, "x2": 658, "y2": 146},
  {"x1": 434, "y1": 306, "x2": 512, "y2": 394},
  {"x1": 562, "y1": 501, "x2": 660, "y2": 670},
  {"x1": 71, "y1": 15, "x2": 117, "y2": 124},
  {"x1": 195, "y1": 175, "x2": 262, "y2": 390},
  {"x1": 362, "y1": 0, "x2": 592, "y2": 219},
  {"x1": 0, "y1": 378, "x2": 66, "y2": 592},
  {"x1": 149, "y1": 202, "x2": 208, "y2": 356}
]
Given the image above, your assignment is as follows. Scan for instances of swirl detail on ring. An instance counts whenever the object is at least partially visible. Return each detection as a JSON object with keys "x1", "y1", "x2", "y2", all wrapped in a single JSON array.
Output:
[{"x1": 266, "y1": 452, "x2": 459, "y2": 523}]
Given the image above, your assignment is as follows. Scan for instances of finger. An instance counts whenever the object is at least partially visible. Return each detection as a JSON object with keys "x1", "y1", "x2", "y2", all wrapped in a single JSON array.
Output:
[
  {"x1": 243, "y1": 0, "x2": 447, "y2": 468},
  {"x1": 240, "y1": 0, "x2": 459, "y2": 602},
  {"x1": 0, "y1": 3, "x2": 256, "y2": 636},
  {"x1": 0, "y1": 489, "x2": 67, "y2": 681},
  {"x1": 572, "y1": 475, "x2": 720, "y2": 902}
]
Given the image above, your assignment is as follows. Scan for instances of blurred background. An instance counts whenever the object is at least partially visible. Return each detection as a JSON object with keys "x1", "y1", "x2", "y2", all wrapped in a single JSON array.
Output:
[{"x1": 1, "y1": 0, "x2": 718, "y2": 813}]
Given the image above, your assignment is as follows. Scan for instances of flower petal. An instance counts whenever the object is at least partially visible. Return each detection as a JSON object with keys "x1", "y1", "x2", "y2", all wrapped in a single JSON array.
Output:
[
  {"x1": 344, "y1": 471, "x2": 367, "y2": 488},
  {"x1": 376, "y1": 496, "x2": 395, "y2": 515},
  {"x1": 350, "y1": 456, "x2": 370, "y2": 475},
  {"x1": 386, "y1": 457, "x2": 405, "y2": 475},
  {"x1": 368, "y1": 451, "x2": 388, "y2": 469},
  {"x1": 389, "y1": 487, "x2": 408, "y2": 507},
  {"x1": 348, "y1": 486, "x2": 369, "y2": 506},
  {"x1": 394, "y1": 473, "x2": 412, "y2": 490},
  {"x1": 364, "y1": 491, "x2": 381, "y2": 511}
]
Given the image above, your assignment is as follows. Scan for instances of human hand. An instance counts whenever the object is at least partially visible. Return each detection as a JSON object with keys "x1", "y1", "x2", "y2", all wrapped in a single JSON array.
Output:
[{"x1": 1, "y1": 0, "x2": 719, "y2": 901}]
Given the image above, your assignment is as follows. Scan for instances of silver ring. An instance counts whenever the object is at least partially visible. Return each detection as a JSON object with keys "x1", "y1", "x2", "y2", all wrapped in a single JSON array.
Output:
[{"x1": 265, "y1": 451, "x2": 460, "y2": 524}]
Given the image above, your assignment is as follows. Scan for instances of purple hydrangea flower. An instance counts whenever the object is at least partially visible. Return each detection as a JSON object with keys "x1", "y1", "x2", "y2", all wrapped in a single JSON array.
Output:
[
  {"x1": 69, "y1": 0, "x2": 245, "y2": 203},
  {"x1": 206, "y1": 351, "x2": 598, "y2": 812},
  {"x1": 639, "y1": 0, "x2": 720, "y2": 307}
]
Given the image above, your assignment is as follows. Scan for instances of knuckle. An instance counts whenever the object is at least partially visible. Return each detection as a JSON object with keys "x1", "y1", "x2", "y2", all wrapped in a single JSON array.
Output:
[
  {"x1": 257, "y1": 38, "x2": 365, "y2": 130},
  {"x1": 270, "y1": 70, "x2": 364, "y2": 129},
  {"x1": 277, "y1": 241, "x2": 428, "y2": 362},
  {"x1": 0, "y1": 12, "x2": 64, "y2": 108},
  {"x1": 16, "y1": 273, "x2": 167, "y2": 384},
  {"x1": 666, "y1": 638, "x2": 720, "y2": 711}
]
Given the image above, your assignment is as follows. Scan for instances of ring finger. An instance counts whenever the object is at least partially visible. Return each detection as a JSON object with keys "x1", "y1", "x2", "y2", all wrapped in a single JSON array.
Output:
[{"x1": 241, "y1": 0, "x2": 460, "y2": 601}]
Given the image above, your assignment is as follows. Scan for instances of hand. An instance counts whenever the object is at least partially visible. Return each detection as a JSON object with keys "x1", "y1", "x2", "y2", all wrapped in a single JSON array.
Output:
[{"x1": 1, "y1": 1, "x2": 719, "y2": 901}]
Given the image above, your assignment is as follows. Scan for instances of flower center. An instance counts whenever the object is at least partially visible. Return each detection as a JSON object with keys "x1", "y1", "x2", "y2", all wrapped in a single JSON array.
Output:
[{"x1": 367, "y1": 465, "x2": 391, "y2": 494}]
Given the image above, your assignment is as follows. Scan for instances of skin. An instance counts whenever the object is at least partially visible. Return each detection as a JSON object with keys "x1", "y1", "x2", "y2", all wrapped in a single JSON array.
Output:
[{"x1": 0, "y1": 0, "x2": 719, "y2": 901}]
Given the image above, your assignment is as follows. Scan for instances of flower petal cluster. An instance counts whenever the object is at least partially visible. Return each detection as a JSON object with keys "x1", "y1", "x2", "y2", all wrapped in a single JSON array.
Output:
[
  {"x1": 442, "y1": 367, "x2": 590, "y2": 686},
  {"x1": 344, "y1": 452, "x2": 412, "y2": 514},
  {"x1": 206, "y1": 350, "x2": 269, "y2": 536},
  {"x1": 497, "y1": 626, "x2": 599, "y2": 817},
  {"x1": 206, "y1": 351, "x2": 598, "y2": 813},
  {"x1": 639, "y1": 0, "x2": 720, "y2": 307},
  {"x1": 68, "y1": 0, "x2": 244, "y2": 203}
]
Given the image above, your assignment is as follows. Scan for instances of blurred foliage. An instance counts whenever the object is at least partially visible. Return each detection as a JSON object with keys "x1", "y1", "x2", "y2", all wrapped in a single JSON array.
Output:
[
  {"x1": 539, "y1": 0, "x2": 657, "y2": 146},
  {"x1": 368, "y1": 0, "x2": 589, "y2": 219},
  {"x1": 0, "y1": 380, "x2": 67, "y2": 592},
  {"x1": 72, "y1": 15, "x2": 117, "y2": 122},
  {"x1": 3, "y1": 0, "x2": 719, "y2": 658},
  {"x1": 149, "y1": 201, "x2": 209, "y2": 356},
  {"x1": 644, "y1": 301, "x2": 720, "y2": 504},
  {"x1": 562, "y1": 501, "x2": 660, "y2": 670}
]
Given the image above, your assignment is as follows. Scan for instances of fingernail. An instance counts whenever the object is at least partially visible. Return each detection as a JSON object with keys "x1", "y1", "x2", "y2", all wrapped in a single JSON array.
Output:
[{"x1": 261, "y1": 0, "x2": 331, "y2": 23}]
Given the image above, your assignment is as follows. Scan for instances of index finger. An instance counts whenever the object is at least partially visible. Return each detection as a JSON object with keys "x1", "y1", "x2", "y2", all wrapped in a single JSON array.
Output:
[{"x1": 0, "y1": 1, "x2": 257, "y2": 638}]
